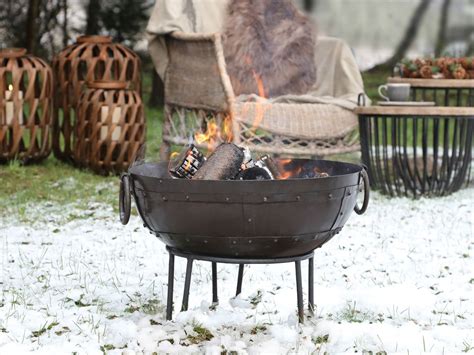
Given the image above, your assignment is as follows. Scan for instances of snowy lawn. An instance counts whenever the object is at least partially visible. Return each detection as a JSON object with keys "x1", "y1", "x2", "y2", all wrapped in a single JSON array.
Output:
[{"x1": 0, "y1": 184, "x2": 473, "y2": 354}]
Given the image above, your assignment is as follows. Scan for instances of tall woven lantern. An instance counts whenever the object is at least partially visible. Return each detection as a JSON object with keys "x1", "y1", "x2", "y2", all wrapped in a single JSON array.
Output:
[
  {"x1": 74, "y1": 80, "x2": 145, "y2": 174},
  {"x1": 0, "y1": 48, "x2": 53, "y2": 163},
  {"x1": 52, "y1": 35, "x2": 141, "y2": 162}
]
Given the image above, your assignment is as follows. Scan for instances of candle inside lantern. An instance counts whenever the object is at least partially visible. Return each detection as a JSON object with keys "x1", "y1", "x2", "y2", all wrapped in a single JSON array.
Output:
[
  {"x1": 4, "y1": 85, "x2": 23, "y2": 125},
  {"x1": 100, "y1": 105, "x2": 122, "y2": 141}
]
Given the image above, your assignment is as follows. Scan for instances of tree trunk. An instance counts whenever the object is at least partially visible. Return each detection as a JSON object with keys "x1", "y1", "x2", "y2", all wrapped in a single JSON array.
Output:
[
  {"x1": 369, "y1": 0, "x2": 432, "y2": 72},
  {"x1": 85, "y1": 0, "x2": 101, "y2": 35},
  {"x1": 25, "y1": 0, "x2": 41, "y2": 54},
  {"x1": 149, "y1": 70, "x2": 164, "y2": 108},
  {"x1": 434, "y1": 0, "x2": 452, "y2": 57},
  {"x1": 303, "y1": 0, "x2": 316, "y2": 12},
  {"x1": 62, "y1": 0, "x2": 69, "y2": 47}
]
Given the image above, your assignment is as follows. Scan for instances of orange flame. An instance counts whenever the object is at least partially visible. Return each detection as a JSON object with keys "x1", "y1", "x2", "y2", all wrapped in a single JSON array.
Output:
[
  {"x1": 251, "y1": 70, "x2": 268, "y2": 131},
  {"x1": 195, "y1": 120, "x2": 219, "y2": 151},
  {"x1": 168, "y1": 151, "x2": 180, "y2": 171},
  {"x1": 184, "y1": 157, "x2": 192, "y2": 171},
  {"x1": 276, "y1": 159, "x2": 302, "y2": 180},
  {"x1": 223, "y1": 115, "x2": 233, "y2": 143},
  {"x1": 194, "y1": 115, "x2": 234, "y2": 151}
]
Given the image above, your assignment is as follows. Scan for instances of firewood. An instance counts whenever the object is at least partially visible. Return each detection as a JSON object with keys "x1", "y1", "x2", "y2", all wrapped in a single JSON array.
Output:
[
  {"x1": 193, "y1": 143, "x2": 244, "y2": 180},
  {"x1": 236, "y1": 167, "x2": 272, "y2": 180}
]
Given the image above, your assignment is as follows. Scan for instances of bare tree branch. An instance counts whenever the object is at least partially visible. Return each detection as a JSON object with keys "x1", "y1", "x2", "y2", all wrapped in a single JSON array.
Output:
[{"x1": 435, "y1": 0, "x2": 452, "y2": 57}]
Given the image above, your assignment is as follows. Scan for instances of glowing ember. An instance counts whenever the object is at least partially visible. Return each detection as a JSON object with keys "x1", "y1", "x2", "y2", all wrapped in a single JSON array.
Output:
[{"x1": 274, "y1": 159, "x2": 329, "y2": 180}]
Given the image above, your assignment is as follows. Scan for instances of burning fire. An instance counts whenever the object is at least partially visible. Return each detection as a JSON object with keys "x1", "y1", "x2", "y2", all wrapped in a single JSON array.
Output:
[
  {"x1": 251, "y1": 70, "x2": 268, "y2": 131},
  {"x1": 192, "y1": 63, "x2": 269, "y2": 150},
  {"x1": 193, "y1": 114, "x2": 234, "y2": 151},
  {"x1": 275, "y1": 159, "x2": 329, "y2": 180},
  {"x1": 278, "y1": 159, "x2": 301, "y2": 180},
  {"x1": 195, "y1": 119, "x2": 219, "y2": 148}
]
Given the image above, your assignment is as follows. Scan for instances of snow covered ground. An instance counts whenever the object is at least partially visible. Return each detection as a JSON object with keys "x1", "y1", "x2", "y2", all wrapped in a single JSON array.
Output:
[{"x1": 1, "y1": 186, "x2": 473, "y2": 354}]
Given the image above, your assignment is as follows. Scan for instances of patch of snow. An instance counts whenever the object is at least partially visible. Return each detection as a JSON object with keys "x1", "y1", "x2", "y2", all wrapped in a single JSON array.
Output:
[{"x1": 0, "y1": 187, "x2": 473, "y2": 353}]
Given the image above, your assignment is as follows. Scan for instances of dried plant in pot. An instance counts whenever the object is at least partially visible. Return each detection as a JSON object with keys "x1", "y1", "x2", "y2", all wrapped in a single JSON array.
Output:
[
  {"x1": 52, "y1": 35, "x2": 141, "y2": 163},
  {"x1": 0, "y1": 48, "x2": 53, "y2": 163},
  {"x1": 74, "y1": 80, "x2": 145, "y2": 175}
]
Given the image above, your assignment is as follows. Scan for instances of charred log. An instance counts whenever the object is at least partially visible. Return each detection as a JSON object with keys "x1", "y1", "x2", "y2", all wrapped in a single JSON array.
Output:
[
  {"x1": 193, "y1": 143, "x2": 244, "y2": 180},
  {"x1": 236, "y1": 167, "x2": 272, "y2": 180}
]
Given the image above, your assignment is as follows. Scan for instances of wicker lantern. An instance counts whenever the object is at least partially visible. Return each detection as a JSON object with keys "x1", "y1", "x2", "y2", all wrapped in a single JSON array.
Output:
[
  {"x1": 74, "y1": 80, "x2": 145, "y2": 174},
  {"x1": 0, "y1": 48, "x2": 53, "y2": 163},
  {"x1": 52, "y1": 35, "x2": 141, "y2": 162}
]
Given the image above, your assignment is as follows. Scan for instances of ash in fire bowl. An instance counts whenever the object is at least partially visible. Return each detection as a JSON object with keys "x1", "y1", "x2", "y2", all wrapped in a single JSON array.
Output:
[{"x1": 121, "y1": 143, "x2": 369, "y2": 259}]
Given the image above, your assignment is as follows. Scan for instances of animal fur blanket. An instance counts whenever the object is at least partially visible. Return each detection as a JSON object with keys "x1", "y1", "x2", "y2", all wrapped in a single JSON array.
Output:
[{"x1": 222, "y1": 0, "x2": 317, "y2": 97}]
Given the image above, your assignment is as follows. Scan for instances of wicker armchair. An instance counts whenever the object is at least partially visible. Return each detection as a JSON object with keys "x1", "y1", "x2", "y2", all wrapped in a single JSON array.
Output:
[{"x1": 160, "y1": 32, "x2": 360, "y2": 159}]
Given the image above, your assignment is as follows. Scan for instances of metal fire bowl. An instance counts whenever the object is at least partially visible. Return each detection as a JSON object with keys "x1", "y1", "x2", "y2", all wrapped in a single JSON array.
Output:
[{"x1": 121, "y1": 159, "x2": 369, "y2": 258}]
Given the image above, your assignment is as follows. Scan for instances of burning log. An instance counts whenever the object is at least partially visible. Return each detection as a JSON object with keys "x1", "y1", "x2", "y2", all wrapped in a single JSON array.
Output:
[
  {"x1": 169, "y1": 143, "x2": 329, "y2": 181},
  {"x1": 169, "y1": 144, "x2": 206, "y2": 179},
  {"x1": 193, "y1": 143, "x2": 244, "y2": 180}
]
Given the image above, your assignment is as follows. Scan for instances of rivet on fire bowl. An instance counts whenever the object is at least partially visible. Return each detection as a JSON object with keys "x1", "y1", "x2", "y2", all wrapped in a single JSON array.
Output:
[
  {"x1": 232, "y1": 240, "x2": 237, "y2": 245},
  {"x1": 248, "y1": 240, "x2": 252, "y2": 244},
  {"x1": 248, "y1": 218, "x2": 252, "y2": 223},
  {"x1": 225, "y1": 197, "x2": 230, "y2": 202},
  {"x1": 162, "y1": 196, "x2": 167, "y2": 201},
  {"x1": 204, "y1": 240, "x2": 208, "y2": 244},
  {"x1": 185, "y1": 195, "x2": 190, "y2": 201},
  {"x1": 328, "y1": 193, "x2": 333, "y2": 199},
  {"x1": 263, "y1": 196, "x2": 268, "y2": 202},
  {"x1": 274, "y1": 239, "x2": 278, "y2": 243},
  {"x1": 296, "y1": 195, "x2": 301, "y2": 201}
]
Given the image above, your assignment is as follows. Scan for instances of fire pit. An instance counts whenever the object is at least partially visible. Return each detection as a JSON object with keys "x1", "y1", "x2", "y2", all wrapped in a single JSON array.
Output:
[{"x1": 119, "y1": 157, "x2": 369, "y2": 322}]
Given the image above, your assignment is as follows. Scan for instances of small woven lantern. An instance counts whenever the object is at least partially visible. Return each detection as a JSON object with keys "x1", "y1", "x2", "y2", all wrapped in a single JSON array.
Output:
[
  {"x1": 74, "y1": 80, "x2": 145, "y2": 174},
  {"x1": 0, "y1": 48, "x2": 53, "y2": 163},
  {"x1": 52, "y1": 35, "x2": 141, "y2": 162}
]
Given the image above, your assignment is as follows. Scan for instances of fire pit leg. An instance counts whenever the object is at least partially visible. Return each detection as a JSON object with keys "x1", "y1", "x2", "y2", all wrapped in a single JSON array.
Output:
[
  {"x1": 308, "y1": 257, "x2": 314, "y2": 315},
  {"x1": 166, "y1": 252, "x2": 175, "y2": 321},
  {"x1": 236, "y1": 264, "x2": 244, "y2": 296},
  {"x1": 295, "y1": 261, "x2": 304, "y2": 323},
  {"x1": 163, "y1": 247, "x2": 315, "y2": 322},
  {"x1": 181, "y1": 258, "x2": 194, "y2": 311},
  {"x1": 212, "y1": 262, "x2": 218, "y2": 304}
]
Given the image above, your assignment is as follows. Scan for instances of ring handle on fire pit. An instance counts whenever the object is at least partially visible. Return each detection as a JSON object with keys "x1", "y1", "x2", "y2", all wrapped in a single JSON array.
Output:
[
  {"x1": 354, "y1": 167, "x2": 369, "y2": 215},
  {"x1": 119, "y1": 173, "x2": 131, "y2": 225}
]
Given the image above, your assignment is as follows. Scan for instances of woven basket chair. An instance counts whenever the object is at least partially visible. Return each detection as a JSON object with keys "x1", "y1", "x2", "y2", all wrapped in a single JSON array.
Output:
[{"x1": 160, "y1": 32, "x2": 359, "y2": 159}]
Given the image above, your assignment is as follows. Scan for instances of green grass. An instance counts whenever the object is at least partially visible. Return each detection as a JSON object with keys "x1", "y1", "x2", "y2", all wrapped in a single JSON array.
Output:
[
  {"x1": 0, "y1": 73, "x2": 163, "y2": 222},
  {"x1": 362, "y1": 69, "x2": 389, "y2": 103},
  {"x1": 186, "y1": 323, "x2": 214, "y2": 344}
]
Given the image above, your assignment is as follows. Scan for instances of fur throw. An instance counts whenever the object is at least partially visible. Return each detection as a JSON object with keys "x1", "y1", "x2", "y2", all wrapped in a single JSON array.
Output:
[{"x1": 222, "y1": 0, "x2": 317, "y2": 98}]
